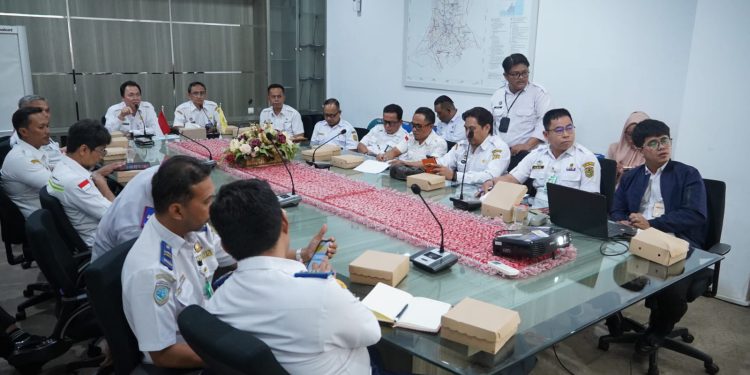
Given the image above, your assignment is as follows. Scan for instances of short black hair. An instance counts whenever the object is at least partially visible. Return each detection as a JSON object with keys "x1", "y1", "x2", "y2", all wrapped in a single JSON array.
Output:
[
  {"x1": 187, "y1": 81, "x2": 206, "y2": 93},
  {"x1": 267, "y1": 83, "x2": 285, "y2": 94},
  {"x1": 632, "y1": 119, "x2": 671, "y2": 148},
  {"x1": 66, "y1": 119, "x2": 111, "y2": 153},
  {"x1": 542, "y1": 108, "x2": 573, "y2": 130},
  {"x1": 12, "y1": 107, "x2": 43, "y2": 132},
  {"x1": 210, "y1": 179, "x2": 282, "y2": 260},
  {"x1": 120, "y1": 80, "x2": 141, "y2": 97},
  {"x1": 502, "y1": 53, "x2": 530, "y2": 73},
  {"x1": 414, "y1": 107, "x2": 435, "y2": 125},
  {"x1": 433, "y1": 95, "x2": 455, "y2": 109},
  {"x1": 151, "y1": 155, "x2": 213, "y2": 214},
  {"x1": 462, "y1": 107, "x2": 494, "y2": 134},
  {"x1": 323, "y1": 98, "x2": 340, "y2": 111},
  {"x1": 383, "y1": 104, "x2": 403, "y2": 120}
]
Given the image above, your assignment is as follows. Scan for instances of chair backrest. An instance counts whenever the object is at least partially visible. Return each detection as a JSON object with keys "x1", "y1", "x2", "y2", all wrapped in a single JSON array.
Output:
[
  {"x1": 39, "y1": 186, "x2": 90, "y2": 253},
  {"x1": 85, "y1": 238, "x2": 142, "y2": 375},
  {"x1": 366, "y1": 118, "x2": 383, "y2": 130},
  {"x1": 599, "y1": 157, "x2": 617, "y2": 212},
  {"x1": 0, "y1": 138, "x2": 12, "y2": 167},
  {"x1": 178, "y1": 305, "x2": 289, "y2": 375},
  {"x1": 703, "y1": 179, "x2": 726, "y2": 249},
  {"x1": 0, "y1": 179, "x2": 26, "y2": 246},
  {"x1": 25, "y1": 209, "x2": 80, "y2": 296},
  {"x1": 354, "y1": 127, "x2": 369, "y2": 141}
]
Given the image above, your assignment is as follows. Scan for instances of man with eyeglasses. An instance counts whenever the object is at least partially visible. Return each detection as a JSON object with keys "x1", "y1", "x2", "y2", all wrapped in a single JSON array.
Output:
[
  {"x1": 173, "y1": 82, "x2": 221, "y2": 132},
  {"x1": 378, "y1": 107, "x2": 448, "y2": 165},
  {"x1": 608, "y1": 119, "x2": 707, "y2": 354},
  {"x1": 105, "y1": 80, "x2": 164, "y2": 137},
  {"x1": 47, "y1": 119, "x2": 122, "y2": 248},
  {"x1": 357, "y1": 103, "x2": 408, "y2": 156},
  {"x1": 490, "y1": 53, "x2": 551, "y2": 170},
  {"x1": 479, "y1": 108, "x2": 600, "y2": 208},
  {"x1": 310, "y1": 98, "x2": 358, "y2": 150}
]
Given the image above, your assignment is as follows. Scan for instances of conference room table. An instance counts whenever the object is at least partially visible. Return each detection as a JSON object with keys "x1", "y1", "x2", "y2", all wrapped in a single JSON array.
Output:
[{"x1": 134, "y1": 138, "x2": 723, "y2": 375}]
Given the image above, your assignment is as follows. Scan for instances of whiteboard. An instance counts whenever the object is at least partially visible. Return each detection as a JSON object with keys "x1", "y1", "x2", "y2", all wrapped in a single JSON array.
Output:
[
  {"x1": 0, "y1": 25, "x2": 33, "y2": 136},
  {"x1": 403, "y1": 0, "x2": 539, "y2": 94}
]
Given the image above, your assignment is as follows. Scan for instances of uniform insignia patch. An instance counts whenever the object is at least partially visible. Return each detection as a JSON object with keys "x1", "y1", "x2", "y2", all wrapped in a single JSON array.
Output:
[
  {"x1": 196, "y1": 248, "x2": 215, "y2": 262},
  {"x1": 141, "y1": 207, "x2": 155, "y2": 228},
  {"x1": 153, "y1": 280, "x2": 170, "y2": 306},
  {"x1": 532, "y1": 161, "x2": 545, "y2": 170},
  {"x1": 351, "y1": 132, "x2": 358, "y2": 141},
  {"x1": 77, "y1": 179, "x2": 91, "y2": 191},
  {"x1": 491, "y1": 149, "x2": 502, "y2": 160},
  {"x1": 30, "y1": 159, "x2": 41, "y2": 164},
  {"x1": 566, "y1": 163, "x2": 576, "y2": 172},
  {"x1": 194, "y1": 242, "x2": 202, "y2": 253},
  {"x1": 583, "y1": 161, "x2": 595, "y2": 178},
  {"x1": 160, "y1": 241, "x2": 173, "y2": 271}
]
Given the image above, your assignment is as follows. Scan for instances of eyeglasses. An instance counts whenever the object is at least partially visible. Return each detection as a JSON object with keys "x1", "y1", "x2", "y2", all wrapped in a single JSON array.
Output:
[
  {"x1": 644, "y1": 136, "x2": 672, "y2": 150},
  {"x1": 411, "y1": 122, "x2": 430, "y2": 130},
  {"x1": 94, "y1": 147, "x2": 107, "y2": 156},
  {"x1": 324, "y1": 112, "x2": 340, "y2": 118},
  {"x1": 549, "y1": 124, "x2": 575, "y2": 135},
  {"x1": 506, "y1": 70, "x2": 530, "y2": 79},
  {"x1": 190, "y1": 91, "x2": 207, "y2": 97},
  {"x1": 383, "y1": 120, "x2": 401, "y2": 127}
]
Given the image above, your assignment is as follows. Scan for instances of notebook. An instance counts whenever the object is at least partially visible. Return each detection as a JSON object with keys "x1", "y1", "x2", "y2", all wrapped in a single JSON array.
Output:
[
  {"x1": 546, "y1": 183, "x2": 636, "y2": 239},
  {"x1": 361, "y1": 282, "x2": 451, "y2": 333}
]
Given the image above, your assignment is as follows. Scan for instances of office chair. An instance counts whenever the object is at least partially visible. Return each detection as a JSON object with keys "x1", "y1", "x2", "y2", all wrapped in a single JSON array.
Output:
[
  {"x1": 25, "y1": 209, "x2": 104, "y2": 372},
  {"x1": 599, "y1": 157, "x2": 617, "y2": 212},
  {"x1": 0, "y1": 138, "x2": 13, "y2": 167},
  {"x1": 354, "y1": 127, "x2": 369, "y2": 141},
  {"x1": 39, "y1": 186, "x2": 92, "y2": 256},
  {"x1": 366, "y1": 118, "x2": 383, "y2": 131},
  {"x1": 178, "y1": 305, "x2": 289, "y2": 375},
  {"x1": 446, "y1": 140, "x2": 456, "y2": 152},
  {"x1": 598, "y1": 179, "x2": 731, "y2": 375}
]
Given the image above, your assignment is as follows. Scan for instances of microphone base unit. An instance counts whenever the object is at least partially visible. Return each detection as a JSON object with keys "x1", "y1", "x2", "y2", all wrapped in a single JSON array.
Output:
[
  {"x1": 410, "y1": 248, "x2": 458, "y2": 273},
  {"x1": 201, "y1": 160, "x2": 217, "y2": 169},
  {"x1": 306, "y1": 161, "x2": 332, "y2": 169},
  {"x1": 134, "y1": 137, "x2": 155, "y2": 147},
  {"x1": 449, "y1": 197, "x2": 482, "y2": 211},
  {"x1": 277, "y1": 193, "x2": 302, "y2": 208}
]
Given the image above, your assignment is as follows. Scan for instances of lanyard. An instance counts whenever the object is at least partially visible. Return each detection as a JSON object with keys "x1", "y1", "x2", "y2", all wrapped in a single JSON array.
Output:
[{"x1": 503, "y1": 89, "x2": 524, "y2": 115}]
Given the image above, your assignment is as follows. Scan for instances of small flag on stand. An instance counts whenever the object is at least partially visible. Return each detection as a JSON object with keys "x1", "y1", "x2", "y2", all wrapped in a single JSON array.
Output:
[
  {"x1": 217, "y1": 103, "x2": 228, "y2": 134},
  {"x1": 158, "y1": 106, "x2": 171, "y2": 135}
]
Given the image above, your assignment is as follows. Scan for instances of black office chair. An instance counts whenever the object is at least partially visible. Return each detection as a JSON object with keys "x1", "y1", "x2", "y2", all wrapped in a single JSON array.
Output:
[
  {"x1": 598, "y1": 179, "x2": 731, "y2": 375},
  {"x1": 599, "y1": 157, "x2": 617, "y2": 212},
  {"x1": 178, "y1": 305, "x2": 288, "y2": 375},
  {"x1": 25, "y1": 209, "x2": 104, "y2": 372},
  {"x1": 39, "y1": 186, "x2": 92, "y2": 255},
  {"x1": 354, "y1": 127, "x2": 369, "y2": 141},
  {"x1": 446, "y1": 140, "x2": 456, "y2": 152}
]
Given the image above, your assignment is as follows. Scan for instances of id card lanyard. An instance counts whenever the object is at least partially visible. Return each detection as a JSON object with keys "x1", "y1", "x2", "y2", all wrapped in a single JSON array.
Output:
[{"x1": 503, "y1": 89, "x2": 524, "y2": 118}]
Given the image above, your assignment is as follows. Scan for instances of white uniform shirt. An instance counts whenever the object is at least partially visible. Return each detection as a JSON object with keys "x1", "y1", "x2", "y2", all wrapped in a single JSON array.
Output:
[
  {"x1": 173, "y1": 100, "x2": 220, "y2": 129},
  {"x1": 259, "y1": 104, "x2": 304, "y2": 136},
  {"x1": 639, "y1": 164, "x2": 666, "y2": 220},
  {"x1": 490, "y1": 82, "x2": 550, "y2": 147},
  {"x1": 206, "y1": 256, "x2": 380, "y2": 375},
  {"x1": 46, "y1": 155, "x2": 111, "y2": 248},
  {"x1": 510, "y1": 143, "x2": 600, "y2": 208},
  {"x1": 122, "y1": 217, "x2": 235, "y2": 363},
  {"x1": 92, "y1": 166, "x2": 157, "y2": 262},
  {"x1": 0, "y1": 139, "x2": 51, "y2": 218},
  {"x1": 104, "y1": 101, "x2": 164, "y2": 136},
  {"x1": 359, "y1": 125, "x2": 407, "y2": 155},
  {"x1": 9, "y1": 132, "x2": 62, "y2": 168},
  {"x1": 437, "y1": 135, "x2": 511, "y2": 184},
  {"x1": 435, "y1": 111, "x2": 466, "y2": 143},
  {"x1": 394, "y1": 131, "x2": 448, "y2": 161},
  {"x1": 310, "y1": 119, "x2": 358, "y2": 150}
]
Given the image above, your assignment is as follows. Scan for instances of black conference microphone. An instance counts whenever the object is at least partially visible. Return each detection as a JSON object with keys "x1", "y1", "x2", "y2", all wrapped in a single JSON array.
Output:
[
  {"x1": 307, "y1": 128, "x2": 346, "y2": 169},
  {"x1": 266, "y1": 132, "x2": 302, "y2": 208},
  {"x1": 408, "y1": 184, "x2": 458, "y2": 273},
  {"x1": 170, "y1": 127, "x2": 216, "y2": 168},
  {"x1": 450, "y1": 130, "x2": 481, "y2": 211}
]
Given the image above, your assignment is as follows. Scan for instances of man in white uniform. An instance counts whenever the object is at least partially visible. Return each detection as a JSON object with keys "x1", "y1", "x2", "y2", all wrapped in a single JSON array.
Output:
[
  {"x1": 310, "y1": 98, "x2": 358, "y2": 150},
  {"x1": 481, "y1": 108, "x2": 600, "y2": 208},
  {"x1": 433, "y1": 95, "x2": 466, "y2": 143},
  {"x1": 104, "y1": 81, "x2": 164, "y2": 136},
  {"x1": 206, "y1": 179, "x2": 380, "y2": 375},
  {"x1": 357, "y1": 104, "x2": 408, "y2": 156},
  {"x1": 259, "y1": 83, "x2": 304, "y2": 141},
  {"x1": 380, "y1": 107, "x2": 448, "y2": 166},
  {"x1": 490, "y1": 53, "x2": 551, "y2": 169},
  {"x1": 173, "y1": 81, "x2": 220, "y2": 132},
  {"x1": 9, "y1": 95, "x2": 63, "y2": 168},
  {"x1": 432, "y1": 107, "x2": 510, "y2": 184},
  {"x1": 1, "y1": 107, "x2": 52, "y2": 218},
  {"x1": 47, "y1": 120, "x2": 121, "y2": 249}
]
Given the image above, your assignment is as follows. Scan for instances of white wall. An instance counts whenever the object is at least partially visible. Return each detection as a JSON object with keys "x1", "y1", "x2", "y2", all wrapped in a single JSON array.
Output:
[{"x1": 327, "y1": 0, "x2": 750, "y2": 304}]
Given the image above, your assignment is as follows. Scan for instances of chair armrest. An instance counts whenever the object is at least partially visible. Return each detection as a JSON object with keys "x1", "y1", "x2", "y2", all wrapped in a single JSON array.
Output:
[{"x1": 708, "y1": 242, "x2": 731, "y2": 256}]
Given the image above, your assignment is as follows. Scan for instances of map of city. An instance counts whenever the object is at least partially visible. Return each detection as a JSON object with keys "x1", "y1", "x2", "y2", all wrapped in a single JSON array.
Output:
[{"x1": 404, "y1": 0, "x2": 537, "y2": 94}]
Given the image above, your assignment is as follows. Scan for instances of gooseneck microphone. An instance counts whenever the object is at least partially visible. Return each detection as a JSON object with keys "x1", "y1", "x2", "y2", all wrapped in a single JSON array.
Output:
[
  {"x1": 266, "y1": 132, "x2": 301, "y2": 207},
  {"x1": 450, "y1": 130, "x2": 482, "y2": 211},
  {"x1": 308, "y1": 128, "x2": 346, "y2": 169},
  {"x1": 459, "y1": 130, "x2": 473, "y2": 200},
  {"x1": 408, "y1": 184, "x2": 458, "y2": 272},
  {"x1": 170, "y1": 128, "x2": 216, "y2": 168}
]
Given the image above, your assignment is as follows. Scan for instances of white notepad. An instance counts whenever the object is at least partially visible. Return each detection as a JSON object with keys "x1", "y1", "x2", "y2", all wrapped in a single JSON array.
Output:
[
  {"x1": 361, "y1": 282, "x2": 451, "y2": 333},
  {"x1": 354, "y1": 159, "x2": 390, "y2": 174}
]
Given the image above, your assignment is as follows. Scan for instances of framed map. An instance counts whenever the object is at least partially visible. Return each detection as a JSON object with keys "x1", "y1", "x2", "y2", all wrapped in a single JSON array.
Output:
[{"x1": 403, "y1": 0, "x2": 539, "y2": 94}]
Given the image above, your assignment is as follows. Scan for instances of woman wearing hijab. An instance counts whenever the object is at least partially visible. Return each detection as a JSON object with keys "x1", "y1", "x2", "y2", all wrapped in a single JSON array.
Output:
[{"x1": 608, "y1": 111, "x2": 650, "y2": 180}]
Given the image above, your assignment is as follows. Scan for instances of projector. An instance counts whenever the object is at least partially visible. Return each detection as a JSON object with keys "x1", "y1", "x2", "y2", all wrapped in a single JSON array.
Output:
[{"x1": 493, "y1": 227, "x2": 570, "y2": 259}]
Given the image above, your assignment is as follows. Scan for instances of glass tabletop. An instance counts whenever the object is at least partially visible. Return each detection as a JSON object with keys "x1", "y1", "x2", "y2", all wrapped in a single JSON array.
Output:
[{"x1": 147, "y1": 140, "x2": 723, "y2": 374}]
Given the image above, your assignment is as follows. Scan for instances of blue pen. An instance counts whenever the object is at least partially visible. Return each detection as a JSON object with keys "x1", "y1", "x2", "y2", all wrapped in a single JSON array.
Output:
[{"x1": 294, "y1": 272, "x2": 334, "y2": 279}]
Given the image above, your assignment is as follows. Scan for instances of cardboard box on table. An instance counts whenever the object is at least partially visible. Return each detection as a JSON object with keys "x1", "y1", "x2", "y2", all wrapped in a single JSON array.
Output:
[
  {"x1": 440, "y1": 298, "x2": 521, "y2": 354},
  {"x1": 406, "y1": 173, "x2": 445, "y2": 192},
  {"x1": 301, "y1": 144, "x2": 341, "y2": 162},
  {"x1": 180, "y1": 127, "x2": 207, "y2": 140},
  {"x1": 102, "y1": 147, "x2": 126, "y2": 164},
  {"x1": 629, "y1": 227, "x2": 689, "y2": 266},
  {"x1": 220, "y1": 125, "x2": 239, "y2": 139},
  {"x1": 331, "y1": 154, "x2": 365, "y2": 169},
  {"x1": 115, "y1": 170, "x2": 140, "y2": 184},
  {"x1": 481, "y1": 182, "x2": 527, "y2": 223},
  {"x1": 109, "y1": 137, "x2": 129, "y2": 149},
  {"x1": 109, "y1": 131, "x2": 125, "y2": 138},
  {"x1": 349, "y1": 250, "x2": 409, "y2": 287}
]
